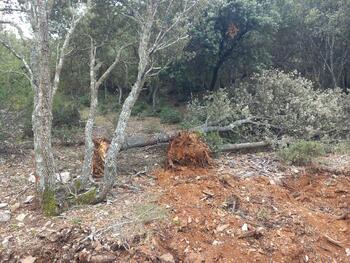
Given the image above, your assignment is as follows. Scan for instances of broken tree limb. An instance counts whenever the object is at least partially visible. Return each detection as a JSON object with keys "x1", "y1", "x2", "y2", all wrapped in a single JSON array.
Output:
[{"x1": 219, "y1": 141, "x2": 270, "y2": 152}]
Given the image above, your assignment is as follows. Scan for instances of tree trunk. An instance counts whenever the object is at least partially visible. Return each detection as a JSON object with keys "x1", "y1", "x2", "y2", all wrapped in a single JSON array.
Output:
[
  {"x1": 81, "y1": 39, "x2": 126, "y2": 186},
  {"x1": 81, "y1": 43, "x2": 98, "y2": 186},
  {"x1": 98, "y1": 11, "x2": 153, "y2": 201},
  {"x1": 32, "y1": 0, "x2": 57, "y2": 215},
  {"x1": 209, "y1": 63, "x2": 222, "y2": 91}
]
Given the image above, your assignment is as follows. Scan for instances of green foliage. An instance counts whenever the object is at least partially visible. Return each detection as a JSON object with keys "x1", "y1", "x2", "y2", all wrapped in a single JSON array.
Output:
[
  {"x1": 201, "y1": 131, "x2": 223, "y2": 154},
  {"x1": 52, "y1": 95, "x2": 81, "y2": 128},
  {"x1": 185, "y1": 88, "x2": 243, "y2": 127},
  {"x1": 131, "y1": 101, "x2": 152, "y2": 117},
  {"x1": 278, "y1": 140, "x2": 325, "y2": 166},
  {"x1": 234, "y1": 70, "x2": 350, "y2": 140},
  {"x1": 53, "y1": 126, "x2": 82, "y2": 146},
  {"x1": 159, "y1": 106, "x2": 182, "y2": 124},
  {"x1": 75, "y1": 188, "x2": 97, "y2": 205},
  {"x1": 332, "y1": 141, "x2": 350, "y2": 155},
  {"x1": 79, "y1": 94, "x2": 91, "y2": 107}
]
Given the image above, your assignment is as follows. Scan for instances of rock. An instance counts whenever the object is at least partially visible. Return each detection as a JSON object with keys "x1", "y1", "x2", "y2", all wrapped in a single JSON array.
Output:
[
  {"x1": 56, "y1": 171, "x2": 71, "y2": 184},
  {"x1": 28, "y1": 173, "x2": 36, "y2": 183},
  {"x1": 20, "y1": 256, "x2": 36, "y2": 263},
  {"x1": 11, "y1": 202, "x2": 20, "y2": 212},
  {"x1": 242, "y1": 223, "x2": 249, "y2": 231},
  {"x1": 0, "y1": 203, "x2": 8, "y2": 209},
  {"x1": 346, "y1": 248, "x2": 350, "y2": 257},
  {"x1": 159, "y1": 253, "x2": 175, "y2": 263},
  {"x1": 212, "y1": 240, "x2": 223, "y2": 246},
  {"x1": 0, "y1": 210, "x2": 11, "y2": 222},
  {"x1": 216, "y1": 224, "x2": 230, "y2": 233},
  {"x1": 185, "y1": 252, "x2": 204, "y2": 263},
  {"x1": 24, "y1": 195, "x2": 34, "y2": 204},
  {"x1": 16, "y1": 213, "x2": 27, "y2": 222},
  {"x1": 1, "y1": 236, "x2": 12, "y2": 248}
]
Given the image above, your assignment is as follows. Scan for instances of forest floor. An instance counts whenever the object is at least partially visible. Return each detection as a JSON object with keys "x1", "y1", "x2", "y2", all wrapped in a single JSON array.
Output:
[{"x1": 0, "y1": 117, "x2": 350, "y2": 263}]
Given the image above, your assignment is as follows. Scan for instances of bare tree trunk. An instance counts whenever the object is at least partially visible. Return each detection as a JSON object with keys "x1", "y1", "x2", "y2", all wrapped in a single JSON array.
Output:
[
  {"x1": 31, "y1": 0, "x2": 57, "y2": 215},
  {"x1": 99, "y1": 8, "x2": 154, "y2": 201},
  {"x1": 81, "y1": 38, "x2": 126, "y2": 186},
  {"x1": 81, "y1": 41, "x2": 98, "y2": 186}
]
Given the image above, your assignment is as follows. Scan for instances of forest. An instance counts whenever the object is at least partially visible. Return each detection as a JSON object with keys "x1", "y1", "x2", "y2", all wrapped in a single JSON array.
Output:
[{"x1": 0, "y1": 0, "x2": 349, "y2": 262}]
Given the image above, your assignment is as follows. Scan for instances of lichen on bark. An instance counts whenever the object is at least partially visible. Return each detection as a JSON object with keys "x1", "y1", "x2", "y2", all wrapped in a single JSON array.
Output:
[{"x1": 42, "y1": 188, "x2": 58, "y2": 216}]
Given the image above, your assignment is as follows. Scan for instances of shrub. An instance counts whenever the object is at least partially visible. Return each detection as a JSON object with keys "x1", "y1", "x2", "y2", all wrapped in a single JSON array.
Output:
[
  {"x1": 278, "y1": 140, "x2": 325, "y2": 166},
  {"x1": 79, "y1": 94, "x2": 91, "y2": 107},
  {"x1": 234, "y1": 70, "x2": 349, "y2": 140},
  {"x1": 185, "y1": 88, "x2": 244, "y2": 127},
  {"x1": 53, "y1": 126, "x2": 81, "y2": 146},
  {"x1": 52, "y1": 95, "x2": 81, "y2": 128},
  {"x1": 131, "y1": 101, "x2": 151, "y2": 116},
  {"x1": 201, "y1": 131, "x2": 223, "y2": 154},
  {"x1": 159, "y1": 106, "x2": 182, "y2": 124}
]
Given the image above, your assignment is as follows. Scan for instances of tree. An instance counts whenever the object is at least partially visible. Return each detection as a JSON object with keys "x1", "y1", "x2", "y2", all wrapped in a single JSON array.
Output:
[
  {"x1": 96, "y1": 0, "x2": 197, "y2": 201},
  {"x1": 0, "y1": 0, "x2": 89, "y2": 215}
]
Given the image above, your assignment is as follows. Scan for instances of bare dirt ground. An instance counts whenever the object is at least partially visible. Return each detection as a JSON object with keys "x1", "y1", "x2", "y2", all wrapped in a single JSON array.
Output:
[{"x1": 0, "y1": 118, "x2": 349, "y2": 262}]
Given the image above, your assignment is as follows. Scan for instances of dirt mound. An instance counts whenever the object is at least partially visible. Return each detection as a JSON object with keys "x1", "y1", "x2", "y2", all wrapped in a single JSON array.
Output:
[
  {"x1": 166, "y1": 132, "x2": 212, "y2": 169},
  {"x1": 92, "y1": 137, "x2": 110, "y2": 178}
]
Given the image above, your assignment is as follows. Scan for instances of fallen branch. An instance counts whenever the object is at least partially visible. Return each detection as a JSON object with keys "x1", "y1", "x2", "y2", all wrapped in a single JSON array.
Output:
[{"x1": 219, "y1": 141, "x2": 270, "y2": 152}]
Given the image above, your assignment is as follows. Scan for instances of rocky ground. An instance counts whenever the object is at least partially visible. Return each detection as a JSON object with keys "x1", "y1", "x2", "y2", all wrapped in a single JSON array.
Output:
[{"x1": 0, "y1": 117, "x2": 349, "y2": 262}]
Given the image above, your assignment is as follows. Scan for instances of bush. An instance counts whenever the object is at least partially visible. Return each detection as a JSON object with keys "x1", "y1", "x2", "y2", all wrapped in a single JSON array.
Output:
[
  {"x1": 159, "y1": 106, "x2": 182, "y2": 124},
  {"x1": 52, "y1": 95, "x2": 81, "y2": 128},
  {"x1": 185, "y1": 89, "x2": 243, "y2": 127},
  {"x1": 79, "y1": 94, "x2": 90, "y2": 107},
  {"x1": 53, "y1": 126, "x2": 81, "y2": 146},
  {"x1": 201, "y1": 131, "x2": 223, "y2": 154},
  {"x1": 278, "y1": 140, "x2": 325, "y2": 165},
  {"x1": 131, "y1": 101, "x2": 151, "y2": 116},
  {"x1": 234, "y1": 70, "x2": 349, "y2": 140}
]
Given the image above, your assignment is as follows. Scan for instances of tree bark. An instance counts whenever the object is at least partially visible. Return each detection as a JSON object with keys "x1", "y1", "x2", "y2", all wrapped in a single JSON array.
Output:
[
  {"x1": 81, "y1": 38, "x2": 126, "y2": 186},
  {"x1": 219, "y1": 141, "x2": 270, "y2": 152},
  {"x1": 81, "y1": 41, "x2": 98, "y2": 186},
  {"x1": 32, "y1": 0, "x2": 56, "y2": 195},
  {"x1": 98, "y1": 2, "x2": 155, "y2": 201}
]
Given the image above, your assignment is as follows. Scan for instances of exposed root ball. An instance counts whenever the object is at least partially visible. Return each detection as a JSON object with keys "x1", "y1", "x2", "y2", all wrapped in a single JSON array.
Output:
[
  {"x1": 166, "y1": 132, "x2": 212, "y2": 168},
  {"x1": 92, "y1": 138, "x2": 110, "y2": 178}
]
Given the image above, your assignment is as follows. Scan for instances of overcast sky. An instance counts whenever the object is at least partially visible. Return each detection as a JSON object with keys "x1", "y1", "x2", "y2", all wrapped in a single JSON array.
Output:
[{"x1": 0, "y1": 0, "x2": 32, "y2": 38}]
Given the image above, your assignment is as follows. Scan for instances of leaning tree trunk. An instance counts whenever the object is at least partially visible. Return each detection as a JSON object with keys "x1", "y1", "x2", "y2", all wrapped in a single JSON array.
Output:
[
  {"x1": 98, "y1": 20, "x2": 153, "y2": 201},
  {"x1": 32, "y1": 0, "x2": 57, "y2": 215}
]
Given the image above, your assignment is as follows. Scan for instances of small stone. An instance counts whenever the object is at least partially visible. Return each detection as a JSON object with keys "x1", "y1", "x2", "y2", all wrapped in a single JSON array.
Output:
[
  {"x1": 212, "y1": 240, "x2": 223, "y2": 246},
  {"x1": 242, "y1": 223, "x2": 249, "y2": 231},
  {"x1": 56, "y1": 171, "x2": 70, "y2": 184},
  {"x1": 346, "y1": 248, "x2": 350, "y2": 257},
  {"x1": 24, "y1": 196, "x2": 34, "y2": 204},
  {"x1": 10, "y1": 202, "x2": 20, "y2": 212},
  {"x1": 0, "y1": 203, "x2": 8, "y2": 209},
  {"x1": 0, "y1": 210, "x2": 11, "y2": 222},
  {"x1": 16, "y1": 213, "x2": 27, "y2": 222},
  {"x1": 20, "y1": 256, "x2": 36, "y2": 263},
  {"x1": 159, "y1": 253, "x2": 175, "y2": 263},
  {"x1": 2, "y1": 236, "x2": 12, "y2": 248},
  {"x1": 216, "y1": 224, "x2": 230, "y2": 232},
  {"x1": 185, "y1": 252, "x2": 204, "y2": 263},
  {"x1": 28, "y1": 173, "x2": 36, "y2": 183}
]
